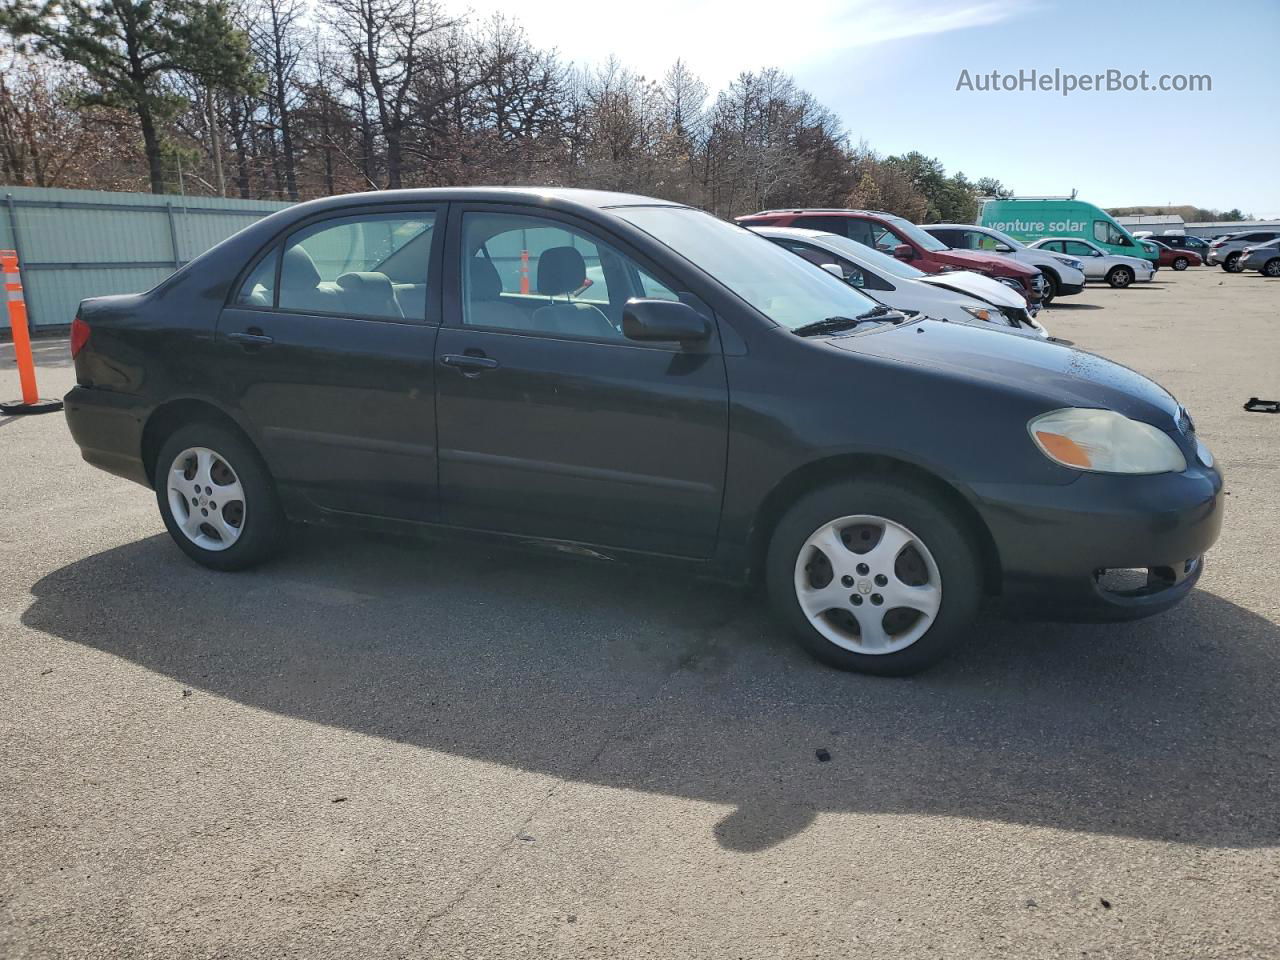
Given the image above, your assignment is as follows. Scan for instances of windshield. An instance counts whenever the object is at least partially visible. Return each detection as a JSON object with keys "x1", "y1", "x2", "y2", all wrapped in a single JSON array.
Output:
[
  {"x1": 885, "y1": 216, "x2": 948, "y2": 252},
  {"x1": 810, "y1": 231, "x2": 928, "y2": 280},
  {"x1": 612, "y1": 207, "x2": 881, "y2": 331},
  {"x1": 981, "y1": 226, "x2": 1025, "y2": 251}
]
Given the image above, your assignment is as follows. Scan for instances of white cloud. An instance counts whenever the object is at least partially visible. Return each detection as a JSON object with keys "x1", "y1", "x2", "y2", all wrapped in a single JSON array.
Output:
[{"x1": 464, "y1": 0, "x2": 1028, "y2": 88}]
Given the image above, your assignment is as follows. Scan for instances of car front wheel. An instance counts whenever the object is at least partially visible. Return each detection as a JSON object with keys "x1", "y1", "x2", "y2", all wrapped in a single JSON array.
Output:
[
  {"x1": 1106, "y1": 265, "x2": 1134, "y2": 288},
  {"x1": 1222, "y1": 253, "x2": 1243, "y2": 273},
  {"x1": 1039, "y1": 270, "x2": 1058, "y2": 305},
  {"x1": 155, "y1": 422, "x2": 285, "y2": 571},
  {"x1": 1263, "y1": 258, "x2": 1280, "y2": 278},
  {"x1": 766, "y1": 479, "x2": 982, "y2": 676}
]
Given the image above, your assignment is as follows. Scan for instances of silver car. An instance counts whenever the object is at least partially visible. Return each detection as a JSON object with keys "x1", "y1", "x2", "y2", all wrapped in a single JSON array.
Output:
[
  {"x1": 1241, "y1": 238, "x2": 1280, "y2": 277},
  {"x1": 923, "y1": 224, "x2": 1087, "y2": 305},
  {"x1": 1028, "y1": 238, "x2": 1156, "y2": 288},
  {"x1": 1206, "y1": 230, "x2": 1280, "y2": 272}
]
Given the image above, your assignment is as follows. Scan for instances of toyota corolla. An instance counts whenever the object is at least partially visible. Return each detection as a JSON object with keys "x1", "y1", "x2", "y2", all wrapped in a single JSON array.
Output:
[{"x1": 64, "y1": 188, "x2": 1224, "y2": 675}]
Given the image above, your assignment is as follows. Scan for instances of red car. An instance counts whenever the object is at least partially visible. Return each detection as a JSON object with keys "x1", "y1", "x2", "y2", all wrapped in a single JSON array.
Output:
[
  {"x1": 1147, "y1": 239, "x2": 1202, "y2": 271},
  {"x1": 736, "y1": 208, "x2": 1047, "y2": 310}
]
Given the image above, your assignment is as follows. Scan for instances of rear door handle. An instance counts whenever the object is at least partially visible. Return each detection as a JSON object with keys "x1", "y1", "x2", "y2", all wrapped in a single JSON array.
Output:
[
  {"x1": 440, "y1": 353, "x2": 499, "y2": 374},
  {"x1": 228, "y1": 331, "x2": 275, "y2": 346}
]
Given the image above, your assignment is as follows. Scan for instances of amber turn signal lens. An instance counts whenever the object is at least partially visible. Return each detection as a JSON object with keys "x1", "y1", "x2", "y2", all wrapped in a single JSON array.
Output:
[{"x1": 1034, "y1": 430, "x2": 1092, "y2": 468}]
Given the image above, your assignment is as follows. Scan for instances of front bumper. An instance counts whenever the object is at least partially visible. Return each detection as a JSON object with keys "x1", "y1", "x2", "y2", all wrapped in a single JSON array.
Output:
[
  {"x1": 1057, "y1": 281, "x2": 1086, "y2": 296},
  {"x1": 973, "y1": 461, "x2": 1224, "y2": 622}
]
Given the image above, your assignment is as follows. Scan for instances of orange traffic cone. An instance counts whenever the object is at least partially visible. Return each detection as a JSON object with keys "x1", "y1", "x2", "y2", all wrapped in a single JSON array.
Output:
[{"x1": 2, "y1": 250, "x2": 63, "y2": 415}]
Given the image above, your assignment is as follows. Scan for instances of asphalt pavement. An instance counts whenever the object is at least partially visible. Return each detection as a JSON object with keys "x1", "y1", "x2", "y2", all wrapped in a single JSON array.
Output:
[{"x1": 2, "y1": 268, "x2": 1277, "y2": 958}]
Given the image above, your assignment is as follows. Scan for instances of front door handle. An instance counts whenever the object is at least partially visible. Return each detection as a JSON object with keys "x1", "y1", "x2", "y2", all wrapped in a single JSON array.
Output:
[
  {"x1": 228, "y1": 330, "x2": 275, "y2": 347},
  {"x1": 440, "y1": 353, "x2": 499, "y2": 375}
]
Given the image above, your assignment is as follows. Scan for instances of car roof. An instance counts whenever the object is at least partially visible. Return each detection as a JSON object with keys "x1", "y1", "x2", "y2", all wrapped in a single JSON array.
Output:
[
  {"x1": 925, "y1": 223, "x2": 993, "y2": 231},
  {"x1": 739, "y1": 208, "x2": 898, "y2": 219},
  {"x1": 746, "y1": 226, "x2": 840, "y2": 240},
  {"x1": 281, "y1": 186, "x2": 688, "y2": 217}
]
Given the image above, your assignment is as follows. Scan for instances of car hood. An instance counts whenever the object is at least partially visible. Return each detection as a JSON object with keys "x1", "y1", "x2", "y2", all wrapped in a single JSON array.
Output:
[
  {"x1": 833, "y1": 318, "x2": 1182, "y2": 425},
  {"x1": 916, "y1": 271, "x2": 1025, "y2": 309},
  {"x1": 941, "y1": 248, "x2": 1036, "y2": 276}
]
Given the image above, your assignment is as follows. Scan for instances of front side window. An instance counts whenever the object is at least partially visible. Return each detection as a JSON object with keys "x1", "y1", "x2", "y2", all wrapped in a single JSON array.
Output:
[
  {"x1": 459, "y1": 211, "x2": 680, "y2": 340},
  {"x1": 278, "y1": 212, "x2": 435, "y2": 321},
  {"x1": 614, "y1": 206, "x2": 883, "y2": 333},
  {"x1": 1064, "y1": 241, "x2": 1099, "y2": 257},
  {"x1": 1093, "y1": 220, "x2": 1133, "y2": 247}
]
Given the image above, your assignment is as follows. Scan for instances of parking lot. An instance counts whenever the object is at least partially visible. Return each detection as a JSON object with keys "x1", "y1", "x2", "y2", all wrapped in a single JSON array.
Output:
[{"x1": 2, "y1": 267, "x2": 1277, "y2": 958}]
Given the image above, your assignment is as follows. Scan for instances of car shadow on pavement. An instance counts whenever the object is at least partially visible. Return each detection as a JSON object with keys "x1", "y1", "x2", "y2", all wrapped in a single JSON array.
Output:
[{"x1": 23, "y1": 529, "x2": 1280, "y2": 854}]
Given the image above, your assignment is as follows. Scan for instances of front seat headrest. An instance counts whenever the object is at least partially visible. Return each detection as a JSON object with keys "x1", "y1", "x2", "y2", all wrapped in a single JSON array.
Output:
[
  {"x1": 469, "y1": 257, "x2": 504, "y2": 300},
  {"x1": 537, "y1": 247, "x2": 587, "y2": 297}
]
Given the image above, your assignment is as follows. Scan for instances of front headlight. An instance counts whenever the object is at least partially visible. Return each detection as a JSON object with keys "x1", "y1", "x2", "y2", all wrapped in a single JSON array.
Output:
[
  {"x1": 1061, "y1": 258, "x2": 1084, "y2": 270},
  {"x1": 1028, "y1": 408, "x2": 1187, "y2": 474},
  {"x1": 962, "y1": 305, "x2": 996, "y2": 322}
]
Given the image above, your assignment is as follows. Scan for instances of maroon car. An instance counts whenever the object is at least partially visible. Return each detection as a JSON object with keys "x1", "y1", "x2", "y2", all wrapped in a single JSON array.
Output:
[
  {"x1": 1147, "y1": 239, "x2": 1202, "y2": 271},
  {"x1": 736, "y1": 209, "x2": 1047, "y2": 310}
]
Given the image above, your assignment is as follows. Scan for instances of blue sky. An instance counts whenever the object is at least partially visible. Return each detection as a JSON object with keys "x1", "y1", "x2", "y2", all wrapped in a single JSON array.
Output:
[{"x1": 470, "y1": 0, "x2": 1280, "y2": 217}]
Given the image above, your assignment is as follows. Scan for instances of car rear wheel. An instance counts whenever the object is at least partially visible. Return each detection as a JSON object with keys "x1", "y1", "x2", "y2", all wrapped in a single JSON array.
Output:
[
  {"x1": 1263, "y1": 258, "x2": 1280, "y2": 278},
  {"x1": 1223, "y1": 253, "x2": 1243, "y2": 273},
  {"x1": 766, "y1": 479, "x2": 982, "y2": 676},
  {"x1": 1106, "y1": 265, "x2": 1134, "y2": 288},
  {"x1": 1172, "y1": 256, "x2": 1189, "y2": 271},
  {"x1": 155, "y1": 422, "x2": 285, "y2": 571}
]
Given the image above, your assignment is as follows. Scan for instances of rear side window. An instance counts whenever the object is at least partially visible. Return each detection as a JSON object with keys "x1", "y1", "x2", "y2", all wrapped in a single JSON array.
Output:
[
  {"x1": 277, "y1": 212, "x2": 436, "y2": 321},
  {"x1": 236, "y1": 249, "x2": 278, "y2": 307},
  {"x1": 928, "y1": 229, "x2": 964, "y2": 248},
  {"x1": 790, "y1": 216, "x2": 851, "y2": 237}
]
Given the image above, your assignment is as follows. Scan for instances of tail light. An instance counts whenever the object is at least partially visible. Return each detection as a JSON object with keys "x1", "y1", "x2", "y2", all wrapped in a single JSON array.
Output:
[{"x1": 70, "y1": 314, "x2": 91, "y2": 358}]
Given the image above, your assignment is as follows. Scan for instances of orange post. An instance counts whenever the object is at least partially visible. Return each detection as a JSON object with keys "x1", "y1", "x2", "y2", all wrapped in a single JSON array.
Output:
[
  {"x1": 519, "y1": 249, "x2": 530, "y2": 295},
  {"x1": 2, "y1": 250, "x2": 62, "y2": 415}
]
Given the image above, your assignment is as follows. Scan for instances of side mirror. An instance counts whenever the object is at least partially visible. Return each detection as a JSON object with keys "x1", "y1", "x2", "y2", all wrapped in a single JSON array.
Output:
[
  {"x1": 622, "y1": 298, "x2": 710, "y2": 343},
  {"x1": 995, "y1": 242, "x2": 1013, "y2": 253},
  {"x1": 893, "y1": 243, "x2": 915, "y2": 261},
  {"x1": 820, "y1": 263, "x2": 844, "y2": 279}
]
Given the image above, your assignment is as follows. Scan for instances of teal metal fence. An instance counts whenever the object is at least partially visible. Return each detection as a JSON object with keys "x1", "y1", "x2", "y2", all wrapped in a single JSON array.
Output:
[{"x1": 1, "y1": 186, "x2": 292, "y2": 332}]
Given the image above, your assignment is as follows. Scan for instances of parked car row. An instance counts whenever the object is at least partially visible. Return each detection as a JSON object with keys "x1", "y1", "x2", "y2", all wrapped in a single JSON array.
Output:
[
  {"x1": 63, "y1": 187, "x2": 1225, "y2": 677},
  {"x1": 1207, "y1": 230, "x2": 1280, "y2": 274}
]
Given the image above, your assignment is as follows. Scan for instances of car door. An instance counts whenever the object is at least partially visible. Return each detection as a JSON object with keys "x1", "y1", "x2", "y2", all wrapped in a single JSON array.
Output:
[
  {"x1": 433, "y1": 204, "x2": 729, "y2": 558},
  {"x1": 217, "y1": 205, "x2": 444, "y2": 522},
  {"x1": 1061, "y1": 240, "x2": 1104, "y2": 278}
]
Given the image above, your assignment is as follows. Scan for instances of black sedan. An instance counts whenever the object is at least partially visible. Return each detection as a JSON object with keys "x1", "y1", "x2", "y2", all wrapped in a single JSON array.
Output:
[{"x1": 64, "y1": 188, "x2": 1224, "y2": 675}]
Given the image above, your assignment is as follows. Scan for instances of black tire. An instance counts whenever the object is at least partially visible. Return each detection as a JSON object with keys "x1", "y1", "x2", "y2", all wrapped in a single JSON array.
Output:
[
  {"x1": 155, "y1": 421, "x2": 285, "y2": 571},
  {"x1": 1039, "y1": 270, "x2": 1058, "y2": 305},
  {"x1": 1222, "y1": 252, "x2": 1243, "y2": 273},
  {"x1": 1172, "y1": 256, "x2": 1189, "y2": 271},
  {"x1": 1263, "y1": 258, "x2": 1280, "y2": 278},
  {"x1": 765, "y1": 478, "x2": 983, "y2": 676},
  {"x1": 1106, "y1": 265, "x2": 1134, "y2": 288}
]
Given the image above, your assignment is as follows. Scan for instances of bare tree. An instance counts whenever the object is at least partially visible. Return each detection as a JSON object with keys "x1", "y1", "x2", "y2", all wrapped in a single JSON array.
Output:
[{"x1": 324, "y1": 0, "x2": 454, "y2": 188}]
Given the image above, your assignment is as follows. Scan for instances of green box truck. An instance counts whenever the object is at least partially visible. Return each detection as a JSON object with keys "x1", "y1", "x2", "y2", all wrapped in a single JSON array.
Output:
[{"x1": 978, "y1": 196, "x2": 1158, "y2": 265}]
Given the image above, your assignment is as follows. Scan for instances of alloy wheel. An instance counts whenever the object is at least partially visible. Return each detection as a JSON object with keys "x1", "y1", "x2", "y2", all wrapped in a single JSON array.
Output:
[
  {"x1": 167, "y1": 446, "x2": 247, "y2": 551},
  {"x1": 793, "y1": 514, "x2": 942, "y2": 654}
]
